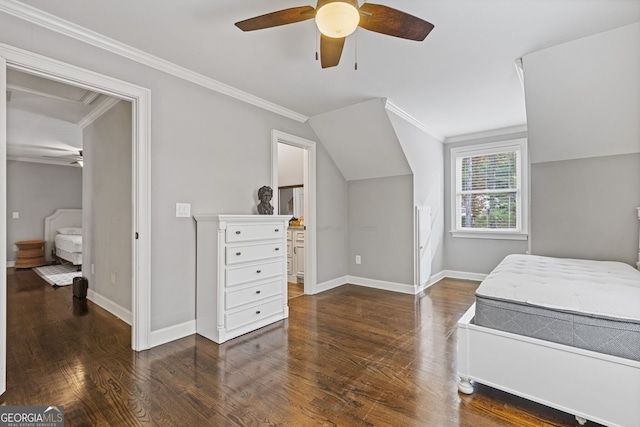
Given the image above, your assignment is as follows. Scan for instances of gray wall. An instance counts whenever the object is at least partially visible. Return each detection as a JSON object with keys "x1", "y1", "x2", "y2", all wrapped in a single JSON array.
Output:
[
  {"x1": 389, "y1": 112, "x2": 446, "y2": 277},
  {"x1": 348, "y1": 175, "x2": 414, "y2": 284},
  {"x1": 443, "y1": 133, "x2": 529, "y2": 275},
  {"x1": 316, "y1": 143, "x2": 349, "y2": 284},
  {"x1": 6, "y1": 161, "x2": 82, "y2": 262},
  {"x1": 531, "y1": 154, "x2": 640, "y2": 265},
  {"x1": 82, "y1": 101, "x2": 132, "y2": 311},
  {"x1": 524, "y1": 23, "x2": 640, "y2": 266},
  {"x1": 0, "y1": 11, "x2": 348, "y2": 332}
]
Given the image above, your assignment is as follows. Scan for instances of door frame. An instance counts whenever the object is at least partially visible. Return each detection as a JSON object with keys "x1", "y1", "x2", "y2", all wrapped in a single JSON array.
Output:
[
  {"x1": 0, "y1": 43, "x2": 151, "y2": 357},
  {"x1": 271, "y1": 130, "x2": 317, "y2": 295}
]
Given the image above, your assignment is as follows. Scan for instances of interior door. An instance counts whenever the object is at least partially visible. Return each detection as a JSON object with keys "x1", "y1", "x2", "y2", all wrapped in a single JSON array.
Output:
[
  {"x1": 417, "y1": 205, "x2": 432, "y2": 287},
  {"x1": 1, "y1": 56, "x2": 8, "y2": 395}
]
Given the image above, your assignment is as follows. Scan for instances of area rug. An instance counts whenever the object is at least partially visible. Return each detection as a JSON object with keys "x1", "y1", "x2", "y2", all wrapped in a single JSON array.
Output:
[{"x1": 34, "y1": 264, "x2": 82, "y2": 287}]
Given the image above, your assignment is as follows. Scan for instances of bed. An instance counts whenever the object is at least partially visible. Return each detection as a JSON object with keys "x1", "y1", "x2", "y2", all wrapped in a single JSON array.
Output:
[
  {"x1": 457, "y1": 254, "x2": 640, "y2": 427},
  {"x1": 44, "y1": 208, "x2": 83, "y2": 266}
]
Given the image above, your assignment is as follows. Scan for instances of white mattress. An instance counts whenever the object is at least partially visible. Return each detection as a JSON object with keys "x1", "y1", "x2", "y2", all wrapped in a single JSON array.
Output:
[
  {"x1": 475, "y1": 254, "x2": 640, "y2": 322},
  {"x1": 55, "y1": 248, "x2": 82, "y2": 265},
  {"x1": 55, "y1": 234, "x2": 82, "y2": 253}
]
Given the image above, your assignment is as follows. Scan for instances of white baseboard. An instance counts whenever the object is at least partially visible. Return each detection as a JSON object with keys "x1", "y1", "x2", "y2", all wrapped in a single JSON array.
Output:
[
  {"x1": 415, "y1": 270, "x2": 446, "y2": 294},
  {"x1": 441, "y1": 270, "x2": 487, "y2": 282},
  {"x1": 314, "y1": 276, "x2": 348, "y2": 294},
  {"x1": 313, "y1": 270, "x2": 483, "y2": 296},
  {"x1": 347, "y1": 275, "x2": 415, "y2": 294},
  {"x1": 87, "y1": 289, "x2": 132, "y2": 325},
  {"x1": 150, "y1": 320, "x2": 196, "y2": 348},
  {"x1": 87, "y1": 287, "x2": 195, "y2": 348}
]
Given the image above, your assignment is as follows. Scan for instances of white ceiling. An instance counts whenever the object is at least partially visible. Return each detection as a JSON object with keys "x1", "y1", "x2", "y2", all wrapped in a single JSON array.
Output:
[
  {"x1": 8, "y1": 0, "x2": 640, "y2": 140},
  {"x1": 6, "y1": 69, "x2": 115, "y2": 165}
]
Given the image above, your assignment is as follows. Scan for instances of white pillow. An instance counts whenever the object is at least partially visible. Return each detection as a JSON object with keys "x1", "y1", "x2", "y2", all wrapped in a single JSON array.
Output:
[{"x1": 57, "y1": 227, "x2": 82, "y2": 235}]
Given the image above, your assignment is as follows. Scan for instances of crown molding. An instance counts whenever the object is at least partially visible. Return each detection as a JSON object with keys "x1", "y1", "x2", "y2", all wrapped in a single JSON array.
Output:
[
  {"x1": 78, "y1": 96, "x2": 121, "y2": 129},
  {"x1": 383, "y1": 98, "x2": 443, "y2": 142},
  {"x1": 443, "y1": 124, "x2": 528, "y2": 144},
  {"x1": 6, "y1": 155, "x2": 80, "y2": 167},
  {"x1": 0, "y1": 0, "x2": 309, "y2": 123}
]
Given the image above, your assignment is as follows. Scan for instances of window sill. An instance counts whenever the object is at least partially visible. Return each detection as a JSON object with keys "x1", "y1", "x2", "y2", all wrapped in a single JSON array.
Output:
[{"x1": 449, "y1": 230, "x2": 528, "y2": 241}]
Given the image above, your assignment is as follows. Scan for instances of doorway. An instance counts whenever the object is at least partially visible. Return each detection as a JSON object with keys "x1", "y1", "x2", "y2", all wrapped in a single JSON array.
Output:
[
  {"x1": 0, "y1": 45, "x2": 151, "y2": 396},
  {"x1": 271, "y1": 130, "x2": 317, "y2": 296}
]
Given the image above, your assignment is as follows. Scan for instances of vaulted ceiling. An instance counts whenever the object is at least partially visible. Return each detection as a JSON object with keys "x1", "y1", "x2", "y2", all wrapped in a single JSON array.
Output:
[{"x1": 4, "y1": 0, "x2": 640, "y2": 143}]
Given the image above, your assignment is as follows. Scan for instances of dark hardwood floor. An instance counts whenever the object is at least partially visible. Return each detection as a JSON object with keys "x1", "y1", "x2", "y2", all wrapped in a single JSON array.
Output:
[
  {"x1": 2, "y1": 268, "x2": 593, "y2": 426},
  {"x1": 288, "y1": 282, "x2": 304, "y2": 299}
]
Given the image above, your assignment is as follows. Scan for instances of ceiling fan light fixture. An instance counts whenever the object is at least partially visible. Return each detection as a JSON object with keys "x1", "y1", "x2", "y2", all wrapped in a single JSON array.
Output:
[{"x1": 315, "y1": 0, "x2": 360, "y2": 38}]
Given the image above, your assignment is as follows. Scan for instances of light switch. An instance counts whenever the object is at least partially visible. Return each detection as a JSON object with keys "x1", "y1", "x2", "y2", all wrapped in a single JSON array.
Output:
[
  {"x1": 176, "y1": 203, "x2": 191, "y2": 218},
  {"x1": 12, "y1": 212, "x2": 19, "y2": 219}
]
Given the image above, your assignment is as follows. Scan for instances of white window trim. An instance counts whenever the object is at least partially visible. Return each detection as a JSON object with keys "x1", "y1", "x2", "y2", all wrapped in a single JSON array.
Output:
[{"x1": 450, "y1": 138, "x2": 528, "y2": 240}]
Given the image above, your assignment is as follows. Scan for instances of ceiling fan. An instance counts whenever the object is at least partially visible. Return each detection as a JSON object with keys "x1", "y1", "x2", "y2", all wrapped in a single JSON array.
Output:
[
  {"x1": 70, "y1": 150, "x2": 83, "y2": 167},
  {"x1": 235, "y1": 0, "x2": 434, "y2": 68},
  {"x1": 42, "y1": 148, "x2": 83, "y2": 166}
]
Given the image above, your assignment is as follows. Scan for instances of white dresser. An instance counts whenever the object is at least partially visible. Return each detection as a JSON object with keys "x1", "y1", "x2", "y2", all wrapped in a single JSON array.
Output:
[{"x1": 194, "y1": 214, "x2": 290, "y2": 344}]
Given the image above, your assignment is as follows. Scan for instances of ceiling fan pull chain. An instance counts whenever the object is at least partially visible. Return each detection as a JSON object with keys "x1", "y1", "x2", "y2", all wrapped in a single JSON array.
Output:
[
  {"x1": 354, "y1": 30, "x2": 358, "y2": 70},
  {"x1": 315, "y1": 26, "x2": 319, "y2": 61}
]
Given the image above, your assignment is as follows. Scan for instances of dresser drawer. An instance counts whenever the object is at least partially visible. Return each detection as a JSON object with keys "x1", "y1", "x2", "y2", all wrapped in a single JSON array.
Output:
[
  {"x1": 226, "y1": 280, "x2": 282, "y2": 310},
  {"x1": 226, "y1": 299, "x2": 283, "y2": 331},
  {"x1": 226, "y1": 223, "x2": 285, "y2": 243},
  {"x1": 226, "y1": 260, "x2": 283, "y2": 287},
  {"x1": 226, "y1": 242, "x2": 285, "y2": 265}
]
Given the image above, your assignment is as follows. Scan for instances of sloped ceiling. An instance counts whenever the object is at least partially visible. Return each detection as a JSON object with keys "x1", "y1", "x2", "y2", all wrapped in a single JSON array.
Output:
[{"x1": 308, "y1": 98, "x2": 410, "y2": 181}]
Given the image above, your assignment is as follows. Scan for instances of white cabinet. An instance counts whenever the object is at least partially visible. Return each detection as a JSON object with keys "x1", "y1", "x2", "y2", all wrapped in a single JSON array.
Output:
[
  {"x1": 194, "y1": 214, "x2": 290, "y2": 344},
  {"x1": 293, "y1": 229, "x2": 305, "y2": 279},
  {"x1": 286, "y1": 229, "x2": 293, "y2": 280},
  {"x1": 287, "y1": 228, "x2": 304, "y2": 283}
]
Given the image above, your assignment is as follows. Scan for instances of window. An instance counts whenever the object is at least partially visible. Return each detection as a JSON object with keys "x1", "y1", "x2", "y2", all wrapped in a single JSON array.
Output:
[{"x1": 450, "y1": 139, "x2": 528, "y2": 240}]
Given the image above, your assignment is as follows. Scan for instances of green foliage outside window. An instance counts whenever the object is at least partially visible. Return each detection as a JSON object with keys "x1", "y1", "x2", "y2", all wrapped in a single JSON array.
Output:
[{"x1": 459, "y1": 152, "x2": 518, "y2": 230}]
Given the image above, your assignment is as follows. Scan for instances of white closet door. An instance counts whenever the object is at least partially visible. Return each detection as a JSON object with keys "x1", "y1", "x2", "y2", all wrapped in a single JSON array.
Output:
[{"x1": 417, "y1": 205, "x2": 432, "y2": 287}]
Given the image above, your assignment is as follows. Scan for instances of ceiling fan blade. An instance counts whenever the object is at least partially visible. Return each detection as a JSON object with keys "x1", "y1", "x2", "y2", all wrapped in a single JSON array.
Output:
[
  {"x1": 358, "y1": 3, "x2": 434, "y2": 41},
  {"x1": 320, "y1": 35, "x2": 345, "y2": 68},
  {"x1": 235, "y1": 6, "x2": 316, "y2": 31}
]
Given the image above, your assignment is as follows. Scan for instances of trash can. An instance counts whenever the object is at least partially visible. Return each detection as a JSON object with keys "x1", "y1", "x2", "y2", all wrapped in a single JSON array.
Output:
[{"x1": 73, "y1": 276, "x2": 88, "y2": 299}]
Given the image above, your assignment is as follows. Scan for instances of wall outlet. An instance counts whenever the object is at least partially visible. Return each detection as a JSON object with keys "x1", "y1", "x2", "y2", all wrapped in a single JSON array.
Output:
[
  {"x1": 12, "y1": 212, "x2": 19, "y2": 219},
  {"x1": 13, "y1": 245, "x2": 18, "y2": 252},
  {"x1": 110, "y1": 272, "x2": 117, "y2": 285},
  {"x1": 355, "y1": 255, "x2": 361, "y2": 265}
]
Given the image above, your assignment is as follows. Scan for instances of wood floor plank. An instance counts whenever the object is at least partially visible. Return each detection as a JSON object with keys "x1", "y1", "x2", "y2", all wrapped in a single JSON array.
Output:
[{"x1": 1, "y1": 269, "x2": 602, "y2": 426}]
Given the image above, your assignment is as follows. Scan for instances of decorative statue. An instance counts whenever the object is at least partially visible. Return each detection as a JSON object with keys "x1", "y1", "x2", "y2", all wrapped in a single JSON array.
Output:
[{"x1": 257, "y1": 185, "x2": 274, "y2": 215}]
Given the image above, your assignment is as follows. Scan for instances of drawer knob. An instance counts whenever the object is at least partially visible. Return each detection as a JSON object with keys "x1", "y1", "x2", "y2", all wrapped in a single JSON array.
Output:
[
  {"x1": 275, "y1": 247, "x2": 280, "y2": 251},
  {"x1": 256, "y1": 270, "x2": 261, "y2": 274},
  {"x1": 256, "y1": 290, "x2": 261, "y2": 294},
  {"x1": 256, "y1": 310, "x2": 261, "y2": 315},
  {"x1": 236, "y1": 252, "x2": 241, "y2": 256},
  {"x1": 235, "y1": 230, "x2": 241, "y2": 235},
  {"x1": 274, "y1": 228, "x2": 279, "y2": 232}
]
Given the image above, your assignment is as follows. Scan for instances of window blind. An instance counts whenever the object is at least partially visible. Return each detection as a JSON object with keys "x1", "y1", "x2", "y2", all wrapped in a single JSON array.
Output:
[{"x1": 458, "y1": 151, "x2": 519, "y2": 230}]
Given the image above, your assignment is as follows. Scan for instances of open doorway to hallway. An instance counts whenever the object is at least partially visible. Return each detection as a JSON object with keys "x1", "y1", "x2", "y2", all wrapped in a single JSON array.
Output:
[
  {"x1": 277, "y1": 143, "x2": 306, "y2": 299},
  {"x1": 271, "y1": 130, "x2": 317, "y2": 297}
]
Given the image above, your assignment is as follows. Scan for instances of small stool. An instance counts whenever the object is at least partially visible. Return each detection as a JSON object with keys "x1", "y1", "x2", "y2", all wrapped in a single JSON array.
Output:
[{"x1": 15, "y1": 240, "x2": 46, "y2": 268}]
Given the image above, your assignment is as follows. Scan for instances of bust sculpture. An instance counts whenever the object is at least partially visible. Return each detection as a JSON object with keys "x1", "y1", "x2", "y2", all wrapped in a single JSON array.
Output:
[{"x1": 257, "y1": 185, "x2": 274, "y2": 215}]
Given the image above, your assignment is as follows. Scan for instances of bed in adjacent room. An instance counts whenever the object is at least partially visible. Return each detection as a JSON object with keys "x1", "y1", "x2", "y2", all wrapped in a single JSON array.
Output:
[
  {"x1": 44, "y1": 208, "x2": 83, "y2": 266},
  {"x1": 457, "y1": 254, "x2": 640, "y2": 427}
]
